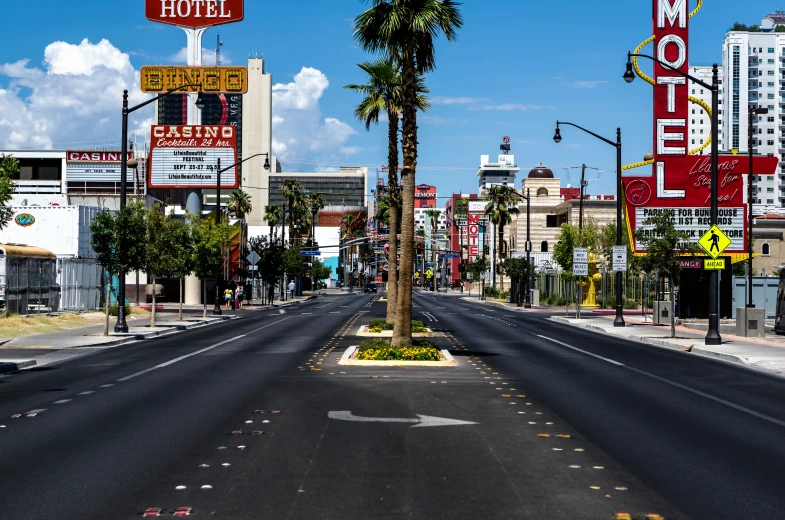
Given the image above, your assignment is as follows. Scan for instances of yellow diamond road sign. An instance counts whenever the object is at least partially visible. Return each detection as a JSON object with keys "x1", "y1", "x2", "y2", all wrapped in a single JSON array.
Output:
[{"x1": 698, "y1": 225, "x2": 732, "y2": 260}]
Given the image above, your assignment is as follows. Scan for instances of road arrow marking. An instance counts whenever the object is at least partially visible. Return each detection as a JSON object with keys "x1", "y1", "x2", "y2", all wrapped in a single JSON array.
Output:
[{"x1": 327, "y1": 410, "x2": 477, "y2": 428}]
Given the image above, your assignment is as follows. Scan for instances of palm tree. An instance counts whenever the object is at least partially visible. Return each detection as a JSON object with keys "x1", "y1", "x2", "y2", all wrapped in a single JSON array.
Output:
[
  {"x1": 354, "y1": 0, "x2": 463, "y2": 347},
  {"x1": 228, "y1": 190, "x2": 252, "y2": 219},
  {"x1": 345, "y1": 59, "x2": 429, "y2": 325},
  {"x1": 425, "y1": 208, "x2": 441, "y2": 290},
  {"x1": 484, "y1": 186, "x2": 520, "y2": 289},
  {"x1": 280, "y1": 179, "x2": 304, "y2": 245},
  {"x1": 264, "y1": 204, "x2": 282, "y2": 242},
  {"x1": 306, "y1": 193, "x2": 326, "y2": 243}
]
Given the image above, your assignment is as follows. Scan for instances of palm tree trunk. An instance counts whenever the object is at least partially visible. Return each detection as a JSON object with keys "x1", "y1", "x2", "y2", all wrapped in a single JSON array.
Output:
[
  {"x1": 392, "y1": 53, "x2": 417, "y2": 348},
  {"x1": 104, "y1": 284, "x2": 110, "y2": 336},
  {"x1": 386, "y1": 115, "x2": 399, "y2": 324},
  {"x1": 492, "y1": 219, "x2": 497, "y2": 288},
  {"x1": 498, "y1": 223, "x2": 504, "y2": 292},
  {"x1": 202, "y1": 279, "x2": 207, "y2": 318}
]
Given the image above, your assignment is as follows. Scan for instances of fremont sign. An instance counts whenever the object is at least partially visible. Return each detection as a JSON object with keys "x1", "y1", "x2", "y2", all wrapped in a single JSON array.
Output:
[
  {"x1": 146, "y1": 0, "x2": 244, "y2": 28},
  {"x1": 149, "y1": 125, "x2": 238, "y2": 189},
  {"x1": 622, "y1": 0, "x2": 779, "y2": 255}
]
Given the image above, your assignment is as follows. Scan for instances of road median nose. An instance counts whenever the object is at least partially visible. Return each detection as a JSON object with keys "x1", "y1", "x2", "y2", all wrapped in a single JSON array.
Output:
[{"x1": 0, "y1": 360, "x2": 36, "y2": 374}]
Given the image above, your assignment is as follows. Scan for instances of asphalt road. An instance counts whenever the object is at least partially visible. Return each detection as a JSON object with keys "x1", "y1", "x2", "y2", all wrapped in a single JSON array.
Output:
[{"x1": 0, "y1": 291, "x2": 782, "y2": 519}]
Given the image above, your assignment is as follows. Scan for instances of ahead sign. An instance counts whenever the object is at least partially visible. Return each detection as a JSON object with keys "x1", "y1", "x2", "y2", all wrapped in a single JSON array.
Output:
[{"x1": 146, "y1": 0, "x2": 244, "y2": 29}]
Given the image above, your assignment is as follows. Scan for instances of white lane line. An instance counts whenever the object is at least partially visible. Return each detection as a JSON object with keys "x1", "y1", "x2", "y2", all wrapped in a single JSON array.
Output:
[
  {"x1": 537, "y1": 334, "x2": 785, "y2": 429},
  {"x1": 329, "y1": 312, "x2": 341, "y2": 314},
  {"x1": 625, "y1": 365, "x2": 785, "y2": 429},
  {"x1": 24, "y1": 409, "x2": 46, "y2": 415},
  {"x1": 118, "y1": 318, "x2": 291, "y2": 382},
  {"x1": 77, "y1": 391, "x2": 95, "y2": 395},
  {"x1": 301, "y1": 313, "x2": 313, "y2": 315},
  {"x1": 536, "y1": 335, "x2": 625, "y2": 366},
  {"x1": 53, "y1": 400, "x2": 72, "y2": 404},
  {"x1": 99, "y1": 384, "x2": 114, "y2": 388}
]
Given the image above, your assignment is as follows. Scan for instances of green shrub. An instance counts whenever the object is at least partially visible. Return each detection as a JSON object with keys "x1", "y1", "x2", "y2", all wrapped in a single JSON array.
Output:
[
  {"x1": 624, "y1": 299, "x2": 640, "y2": 310},
  {"x1": 356, "y1": 339, "x2": 441, "y2": 361},
  {"x1": 499, "y1": 291, "x2": 509, "y2": 300},
  {"x1": 109, "y1": 303, "x2": 131, "y2": 317},
  {"x1": 484, "y1": 286, "x2": 501, "y2": 299},
  {"x1": 367, "y1": 319, "x2": 427, "y2": 332},
  {"x1": 604, "y1": 295, "x2": 616, "y2": 309}
]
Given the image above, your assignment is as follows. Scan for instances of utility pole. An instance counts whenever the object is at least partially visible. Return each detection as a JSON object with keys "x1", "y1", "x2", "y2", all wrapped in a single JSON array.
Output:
[{"x1": 579, "y1": 164, "x2": 586, "y2": 230}]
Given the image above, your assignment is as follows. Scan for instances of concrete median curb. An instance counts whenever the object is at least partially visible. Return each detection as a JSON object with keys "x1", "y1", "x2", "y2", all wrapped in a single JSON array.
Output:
[
  {"x1": 338, "y1": 346, "x2": 458, "y2": 367},
  {"x1": 0, "y1": 359, "x2": 36, "y2": 374}
]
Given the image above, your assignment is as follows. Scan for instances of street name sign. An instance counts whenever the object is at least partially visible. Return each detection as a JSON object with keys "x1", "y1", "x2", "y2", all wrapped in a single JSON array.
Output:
[
  {"x1": 698, "y1": 225, "x2": 731, "y2": 260},
  {"x1": 704, "y1": 258, "x2": 725, "y2": 270},
  {"x1": 439, "y1": 253, "x2": 459, "y2": 259},
  {"x1": 146, "y1": 0, "x2": 244, "y2": 28},
  {"x1": 612, "y1": 246, "x2": 627, "y2": 272},
  {"x1": 148, "y1": 125, "x2": 238, "y2": 189},
  {"x1": 300, "y1": 251, "x2": 321, "y2": 256},
  {"x1": 573, "y1": 248, "x2": 588, "y2": 264},
  {"x1": 621, "y1": 0, "x2": 779, "y2": 254},
  {"x1": 141, "y1": 66, "x2": 248, "y2": 94},
  {"x1": 573, "y1": 263, "x2": 588, "y2": 276}
]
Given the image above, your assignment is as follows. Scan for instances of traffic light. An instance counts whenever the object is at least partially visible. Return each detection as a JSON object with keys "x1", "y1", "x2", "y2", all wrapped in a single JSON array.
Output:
[
  {"x1": 459, "y1": 261, "x2": 466, "y2": 273},
  {"x1": 483, "y1": 245, "x2": 490, "y2": 255},
  {"x1": 416, "y1": 243, "x2": 423, "y2": 254}
]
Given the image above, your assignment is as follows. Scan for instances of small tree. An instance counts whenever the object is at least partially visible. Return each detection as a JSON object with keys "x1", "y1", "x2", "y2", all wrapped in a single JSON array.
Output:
[
  {"x1": 308, "y1": 258, "x2": 332, "y2": 290},
  {"x1": 167, "y1": 216, "x2": 194, "y2": 321},
  {"x1": 143, "y1": 207, "x2": 192, "y2": 327},
  {"x1": 283, "y1": 247, "x2": 305, "y2": 295},
  {"x1": 189, "y1": 215, "x2": 231, "y2": 318},
  {"x1": 0, "y1": 155, "x2": 18, "y2": 230},
  {"x1": 90, "y1": 202, "x2": 147, "y2": 335},
  {"x1": 635, "y1": 212, "x2": 698, "y2": 338},
  {"x1": 467, "y1": 255, "x2": 490, "y2": 299},
  {"x1": 249, "y1": 235, "x2": 286, "y2": 303},
  {"x1": 504, "y1": 257, "x2": 529, "y2": 306}
]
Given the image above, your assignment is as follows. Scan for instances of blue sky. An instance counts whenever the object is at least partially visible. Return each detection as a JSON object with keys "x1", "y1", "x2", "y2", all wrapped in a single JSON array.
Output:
[{"x1": 0, "y1": 1, "x2": 777, "y2": 203}]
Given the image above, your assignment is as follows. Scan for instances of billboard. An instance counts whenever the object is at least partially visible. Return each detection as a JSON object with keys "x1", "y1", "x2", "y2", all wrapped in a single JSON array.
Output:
[
  {"x1": 148, "y1": 125, "x2": 238, "y2": 189},
  {"x1": 157, "y1": 93, "x2": 243, "y2": 176},
  {"x1": 66, "y1": 150, "x2": 132, "y2": 183},
  {"x1": 622, "y1": 0, "x2": 779, "y2": 254},
  {"x1": 141, "y1": 66, "x2": 248, "y2": 94},
  {"x1": 145, "y1": 0, "x2": 244, "y2": 28}
]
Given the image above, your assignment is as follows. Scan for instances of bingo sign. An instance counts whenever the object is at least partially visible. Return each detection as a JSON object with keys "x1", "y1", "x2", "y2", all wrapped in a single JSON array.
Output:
[
  {"x1": 622, "y1": 0, "x2": 779, "y2": 254},
  {"x1": 146, "y1": 0, "x2": 244, "y2": 28},
  {"x1": 149, "y1": 125, "x2": 238, "y2": 189}
]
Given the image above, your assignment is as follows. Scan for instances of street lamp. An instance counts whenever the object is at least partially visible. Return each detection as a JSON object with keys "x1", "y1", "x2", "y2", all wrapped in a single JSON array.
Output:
[
  {"x1": 624, "y1": 53, "x2": 721, "y2": 345},
  {"x1": 212, "y1": 152, "x2": 271, "y2": 315},
  {"x1": 748, "y1": 106, "x2": 768, "y2": 311},
  {"x1": 115, "y1": 85, "x2": 204, "y2": 333},
  {"x1": 554, "y1": 121, "x2": 625, "y2": 327},
  {"x1": 509, "y1": 189, "x2": 532, "y2": 308}
]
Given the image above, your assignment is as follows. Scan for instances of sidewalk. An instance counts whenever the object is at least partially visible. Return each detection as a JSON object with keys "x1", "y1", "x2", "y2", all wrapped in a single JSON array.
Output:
[{"x1": 551, "y1": 314, "x2": 785, "y2": 377}]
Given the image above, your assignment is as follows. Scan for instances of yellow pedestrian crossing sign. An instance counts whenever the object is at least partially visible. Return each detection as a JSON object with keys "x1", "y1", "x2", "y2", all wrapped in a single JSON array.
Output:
[
  {"x1": 698, "y1": 225, "x2": 731, "y2": 260},
  {"x1": 415, "y1": 272, "x2": 420, "y2": 278},
  {"x1": 425, "y1": 269, "x2": 433, "y2": 278}
]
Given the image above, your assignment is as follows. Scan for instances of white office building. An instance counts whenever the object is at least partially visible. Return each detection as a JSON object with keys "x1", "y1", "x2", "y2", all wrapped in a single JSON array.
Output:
[
  {"x1": 721, "y1": 11, "x2": 785, "y2": 214},
  {"x1": 687, "y1": 65, "x2": 717, "y2": 154}
]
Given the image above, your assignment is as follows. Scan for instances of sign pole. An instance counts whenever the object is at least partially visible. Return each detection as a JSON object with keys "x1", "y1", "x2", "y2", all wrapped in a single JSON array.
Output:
[
  {"x1": 705, "y1": 65, "x2": 722, "y2": 345},
  {"x1": 184, "y1": 27, "x2": 206, "y2": 305}
]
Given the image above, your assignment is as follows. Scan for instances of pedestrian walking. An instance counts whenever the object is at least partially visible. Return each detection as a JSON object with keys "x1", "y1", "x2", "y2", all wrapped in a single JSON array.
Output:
[
  {"x1": 267, "y1": 283, "x2": 275, "y2": 305},
  {"x1": 288, "y1": 280, "x2": 295, "y2": 300},
  {"x1": 235, "y1": 285, "x2": 243, "y2": 310},
  {"x1": 224, "y1": 287, "x2": 233, "y2": 311}
]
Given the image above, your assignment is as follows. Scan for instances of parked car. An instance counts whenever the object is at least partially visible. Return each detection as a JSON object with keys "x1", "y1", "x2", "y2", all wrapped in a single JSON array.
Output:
[{"x1": 364, "y1": 282, "x2": 377, "y2": 293}]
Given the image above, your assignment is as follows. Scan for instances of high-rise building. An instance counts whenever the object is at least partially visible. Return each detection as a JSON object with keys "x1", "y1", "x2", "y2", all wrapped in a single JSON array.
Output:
[
  {"x1": 687, "y1": 65, "x2": 716, "y2": 155},
  {"x1": 721, "y1": 12, "x2": 785, "y2": 214}
]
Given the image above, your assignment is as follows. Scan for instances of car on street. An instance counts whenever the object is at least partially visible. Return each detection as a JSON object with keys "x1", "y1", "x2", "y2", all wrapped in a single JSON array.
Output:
[{"x1": 364, "y1": 282, "x2": 377, "y2": 293}]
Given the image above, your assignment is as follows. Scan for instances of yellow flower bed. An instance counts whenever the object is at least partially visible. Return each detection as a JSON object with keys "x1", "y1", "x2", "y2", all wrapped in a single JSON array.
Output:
[{"x1": 356, "y1": 339, "x2": 441, "y2": 361}]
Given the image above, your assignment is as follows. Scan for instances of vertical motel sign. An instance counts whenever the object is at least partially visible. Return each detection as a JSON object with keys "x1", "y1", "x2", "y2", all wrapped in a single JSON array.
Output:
[{"x1": 623, "y1": 0, "x2": 778, "y2": 254}]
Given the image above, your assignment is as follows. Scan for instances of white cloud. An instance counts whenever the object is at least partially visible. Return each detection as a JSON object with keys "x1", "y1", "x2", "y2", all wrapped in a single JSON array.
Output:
[
  {"x1": 168, "y1": 47, "x2": 232, "y2": 65},
  {"x1": 271, "y1": 67, "x2": 358, "y2": 163},
  {"x1": 430, "y1": 96, "x2": 485, "y2": 105},
  {"x1": 572, "y1": 80, "x2": 607, "y2": 88},
  {"x1": 482, "y1": 103, "x2": 552, "y2": 111},
  {"x1": 0, "y1": 38, "x2": 149, "y2": 150}
]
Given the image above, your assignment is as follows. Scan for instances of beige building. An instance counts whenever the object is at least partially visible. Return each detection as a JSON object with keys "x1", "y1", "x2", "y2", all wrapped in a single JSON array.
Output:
[
  {"x1": 512, "y1": 164, "x2": 617, "y2": 260},
  {"x1": 752, "y1": 214, "x2": 785, "y2": 275}
]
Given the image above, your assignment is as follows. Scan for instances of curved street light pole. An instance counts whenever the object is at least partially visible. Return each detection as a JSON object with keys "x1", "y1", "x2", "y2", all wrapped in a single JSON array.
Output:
[
  {"x1": 554, "y1": 121, "x2": 625, "y2": 327},
  {"x1": 115, "y1": 84, "x2": 204, "y2": 333},
  {"x1": 625, "y1": 53, "x2": 720, "y2": 345}
]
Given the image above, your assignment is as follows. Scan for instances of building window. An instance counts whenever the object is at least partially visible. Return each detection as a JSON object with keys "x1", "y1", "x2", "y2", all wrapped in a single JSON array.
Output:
[
  {"x1": 541, "y1": 241, "x2": 548, "y2": 253},
  {"x1": 769, "y1": 140, "x2": 775, "y2": 145},
  {"x1": 536, "y1": 187, "x2": 548, "y2": 197},
  {"x1": 546, "y1": 215, "x2": 558, "y2": 228},
  {"x1": 763, "y1": 243, "x2": 771, "y2": 257}
]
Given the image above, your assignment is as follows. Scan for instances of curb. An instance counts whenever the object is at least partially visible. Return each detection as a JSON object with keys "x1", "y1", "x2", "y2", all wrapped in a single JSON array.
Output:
[
  {"x1": 0, "y1": 360, "x2": 36, "y2": 374},
  {"x1": 337, "y1": 346, "x2": 458, "y2": 367},
  {"x1": 549, "y1": 316, "x2": 765, "y2": 372}
]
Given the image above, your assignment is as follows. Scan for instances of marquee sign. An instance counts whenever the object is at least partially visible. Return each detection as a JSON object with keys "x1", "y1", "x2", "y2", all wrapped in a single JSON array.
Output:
[
  {"x1": 66, "y1": 150, "x2": 132, "y2": 183},
  {"x1": 146, "y1": 0, "x2": 244, "y2": 28},
  {"x1": 623, "y1": 0, "x2": 779, "y2": 254},
  {"x1": 141, "y1": 66, "x2": 248, "y2": 94},
  {"x1": 148, "y1": 125, "x2": 238, "y2": 189}
]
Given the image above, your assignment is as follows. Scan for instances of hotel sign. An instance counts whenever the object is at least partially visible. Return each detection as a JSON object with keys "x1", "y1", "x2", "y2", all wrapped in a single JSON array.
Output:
[
  {"x1": 148, "y1": 125, "x2": 238, "y2": 189},
  {"x1": 141, "y1": 66, "x2": 248, "y2": 94},
  {"x1": 146, "y1": 0, "x2": 244, "y2": 28},
  {"x1": 622, "y1": 0, "x2": 778, "y2": 254}
]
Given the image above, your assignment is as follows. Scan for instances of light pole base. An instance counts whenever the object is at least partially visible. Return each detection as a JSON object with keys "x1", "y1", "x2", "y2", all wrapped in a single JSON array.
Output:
[
  {"x1": 705, "y1": 313, "x2": 722, "y2": 344},
  {"x1": 114, "y1": 321, "x2": 128, "y2": 333},
  {"x1": 613, "y1": 307, "x2": 625, "y2": 327},
  {"x1": 524, "y1": 303, "x2": 532, "y2": 309},
  {"x1": 213, "y1": 298, "x2": 223, "y2": 315}
]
